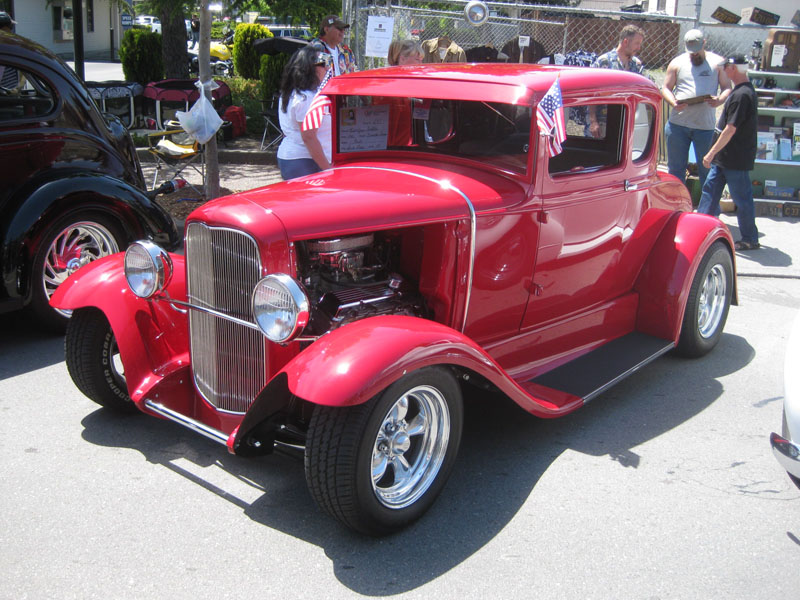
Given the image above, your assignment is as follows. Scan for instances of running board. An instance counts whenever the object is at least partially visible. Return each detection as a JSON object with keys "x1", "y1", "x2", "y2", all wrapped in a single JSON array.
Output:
[
  {"x1": 529, "y1": 332, "x2": 674, "y2": 404},
  {"x1": 145, "y1": 400, "x2": 229, "y2": 446}
]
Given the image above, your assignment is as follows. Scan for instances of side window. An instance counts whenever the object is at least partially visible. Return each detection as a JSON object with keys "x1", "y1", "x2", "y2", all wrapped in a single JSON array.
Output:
[
  {"x1": 631, "y1": 103, "x2": 655, "y2": 161},
  {"x1": 0, "y1": 67, "x2": 56, "y2": 122},
  {"x1": 548, "y1": 103, "x2": 625, "y2": 175}
]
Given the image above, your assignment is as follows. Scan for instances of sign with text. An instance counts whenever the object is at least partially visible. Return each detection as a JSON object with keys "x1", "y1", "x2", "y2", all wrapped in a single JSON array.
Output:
[
  {"x1": 338, "y1": 104, "x2": 389, "y2": 152},
  {"x1": 365, "y1": 16, "x2": 394, "y2": 58}
]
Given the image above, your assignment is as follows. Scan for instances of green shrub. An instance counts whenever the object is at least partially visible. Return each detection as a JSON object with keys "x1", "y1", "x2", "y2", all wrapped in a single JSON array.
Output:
[
  {"x1": 233, "y1": 23, "x2": 271, "y2": 80},
  {"x1": 226, "y1": 76, "x2": 265, "y2": 135},
  {"x1": 211, "y1": 20, "x2": 230, "y2": 40},
  {"x1": 259, "y1": 53, "x2": 288, "y2": 101},
  {"x1": 119, "y1": 29, "x2": 163, "y2": 85}
]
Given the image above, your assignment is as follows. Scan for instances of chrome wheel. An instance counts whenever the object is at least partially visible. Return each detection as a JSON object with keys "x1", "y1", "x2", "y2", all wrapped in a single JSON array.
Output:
[
  {"x1": 371, "y1": 385, "x2": 450, "y2": 509},
  {"x1": 697, "y1": 263, "x2": 727, "y2": 339},
  {"x1": 42, "y1": 222, "x2": 119, "y2": 317}
]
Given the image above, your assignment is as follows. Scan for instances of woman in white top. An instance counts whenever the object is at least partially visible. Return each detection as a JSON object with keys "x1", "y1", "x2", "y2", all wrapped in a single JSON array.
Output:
[{"x1": 276, "y1": 46, "x2": 332, "y2": 180}]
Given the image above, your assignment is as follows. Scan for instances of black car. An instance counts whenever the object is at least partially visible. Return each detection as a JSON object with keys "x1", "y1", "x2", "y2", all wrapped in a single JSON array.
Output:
[{"x1": 0, "y1": 32, "x2": 179, "y2": 329}]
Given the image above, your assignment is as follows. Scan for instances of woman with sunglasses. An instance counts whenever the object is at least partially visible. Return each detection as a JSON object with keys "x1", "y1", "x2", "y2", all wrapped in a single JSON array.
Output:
[{"x1": 276, "y1": 46, "x2": 333, "y2": 179}]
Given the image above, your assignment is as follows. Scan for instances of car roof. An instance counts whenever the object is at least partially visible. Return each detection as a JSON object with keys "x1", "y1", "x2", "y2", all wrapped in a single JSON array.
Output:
[{"x1": 324, "y1": 63, "x2": 659, "y2": 105}]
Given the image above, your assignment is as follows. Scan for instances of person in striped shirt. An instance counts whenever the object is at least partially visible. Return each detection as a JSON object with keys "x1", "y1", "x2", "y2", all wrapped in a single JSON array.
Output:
[
  {"x1": 0, "y1": 11, "x2": 25, "y2": 96},
  {"x1": 276, "y1": 46, "x2": 333, "y2": 179}
]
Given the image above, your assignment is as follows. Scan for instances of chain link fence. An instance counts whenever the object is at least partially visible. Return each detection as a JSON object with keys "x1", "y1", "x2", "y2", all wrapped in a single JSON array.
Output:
[{"x1": 343, "y1": 0, "x2": 776, "y2": 79}]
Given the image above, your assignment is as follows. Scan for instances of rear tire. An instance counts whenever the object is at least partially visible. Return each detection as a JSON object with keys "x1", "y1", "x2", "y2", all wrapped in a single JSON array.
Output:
[
  {"x1": 676, "y1": 241, "x2": 732, "y2": 358},
  {"x1": 304, "y1": 367, "x2": 463, "y2": 535},
  {"x1": 65, "y1": 307, "x2": 136, "y2": 413}
]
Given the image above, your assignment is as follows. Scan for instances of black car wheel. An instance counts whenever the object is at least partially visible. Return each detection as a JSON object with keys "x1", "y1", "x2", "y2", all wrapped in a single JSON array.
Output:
[
  {"x1": 676, "y1": 241, "x2": 733, "y2": 358},
  {"x1": 65, "y1": 307, "x2": 136, "y2": 413},
  {"x1": 305, "y1": 366, "x2": 463, "y2": 536},
  {"x1": 29, "y1": 212, "x2": 124, "y2": 331}
]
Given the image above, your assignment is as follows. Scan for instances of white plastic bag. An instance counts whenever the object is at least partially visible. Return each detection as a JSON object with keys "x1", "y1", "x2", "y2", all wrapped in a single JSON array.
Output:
[{"x1": 176, "y1": 79, "x2": 223, "y2": 145}]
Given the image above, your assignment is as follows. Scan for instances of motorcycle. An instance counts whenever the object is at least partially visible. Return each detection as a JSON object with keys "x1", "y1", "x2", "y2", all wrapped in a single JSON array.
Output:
[{"x1": 188, "y1": 31, "x2": 233, "y2": 77}]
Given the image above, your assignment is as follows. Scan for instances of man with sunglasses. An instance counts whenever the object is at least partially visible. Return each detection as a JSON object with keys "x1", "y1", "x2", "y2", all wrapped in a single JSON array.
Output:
[
  {"x1": 697, "y1": 54, "x2": 760, "y2": 251},
  {"x1": 311, "y1": 15, "x2": 358, "y2": 76}
]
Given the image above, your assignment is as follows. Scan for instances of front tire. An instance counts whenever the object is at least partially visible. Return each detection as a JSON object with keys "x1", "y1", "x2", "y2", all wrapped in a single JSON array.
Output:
[
  {"x1": 29, "y1": 212, "x2": 124, "y2": 331},
  {"x1": 65, "y1": 308, "x2": 136, "y2": 413},
  {"x1": 304, "y1": 367, "x2": 463, "y2": 536},
  {"x1": 676, "y1": 241, "x2": 733, "y2": 357}
]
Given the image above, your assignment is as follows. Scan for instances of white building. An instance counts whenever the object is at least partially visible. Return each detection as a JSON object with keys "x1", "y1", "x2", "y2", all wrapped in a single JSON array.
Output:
[{"x1": 3, "y1": 0, "x2": 132, "y2": 59}]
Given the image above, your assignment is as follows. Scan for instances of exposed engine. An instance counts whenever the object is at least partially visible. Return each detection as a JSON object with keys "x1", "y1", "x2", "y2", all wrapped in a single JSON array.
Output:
[{"x1": 297, "y1": 233, "x2": 426, "y2": 334}]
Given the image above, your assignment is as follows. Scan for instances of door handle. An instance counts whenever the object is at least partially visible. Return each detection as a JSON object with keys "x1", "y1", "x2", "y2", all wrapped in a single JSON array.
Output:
[{"x1": 624, "y1": 180, "x2": 638, "y2": 191}]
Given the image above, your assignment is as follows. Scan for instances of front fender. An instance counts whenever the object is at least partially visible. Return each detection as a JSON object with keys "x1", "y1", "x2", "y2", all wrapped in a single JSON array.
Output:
[
  {"x1": 635, "y1": 211, "x2": 736, "y2": 342},
  {"x1": 51, "y1": 253, "x2": 190, "y2": 404}
]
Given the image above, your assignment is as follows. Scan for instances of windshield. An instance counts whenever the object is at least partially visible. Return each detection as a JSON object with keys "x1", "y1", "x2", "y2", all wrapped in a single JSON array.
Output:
[{"x1": 335, "y1": 95, "x2": 532, "y2": 176}]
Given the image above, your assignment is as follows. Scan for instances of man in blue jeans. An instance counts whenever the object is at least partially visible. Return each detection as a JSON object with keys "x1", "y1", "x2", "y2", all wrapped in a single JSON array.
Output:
[
  {"x1": 661, "y1": 29, "x2": 731, "y2": 188},
  {"x1": 697, "y1": 54, "x2": 759, "y2": 251}
]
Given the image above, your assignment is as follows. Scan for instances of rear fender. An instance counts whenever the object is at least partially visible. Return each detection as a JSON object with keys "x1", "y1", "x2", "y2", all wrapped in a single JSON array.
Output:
[
  {"x1": 634, "y1": 212, "x2": 736, "y2": 342},
  {"x1": 51, "y1": 253, "x2": 190, "y2": 403}
]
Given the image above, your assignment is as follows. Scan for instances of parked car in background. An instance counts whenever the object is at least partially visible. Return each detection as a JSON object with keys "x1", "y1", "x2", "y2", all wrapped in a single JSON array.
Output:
[
  {"x1": 771, "y1": 311, "x2": 800, "y2": 489},
  {"x1": 135, "y1": 15, "x2": 161, "y2": 34},
  {"x1": 255, "y1": 18, "x2": 311, "y2": 39},
  {"x1": 54, "y1": 64, "x2": 736, "y2": 535},
  {"x1": 0, "y1": 33, "x2": 179, "y2": 329}
]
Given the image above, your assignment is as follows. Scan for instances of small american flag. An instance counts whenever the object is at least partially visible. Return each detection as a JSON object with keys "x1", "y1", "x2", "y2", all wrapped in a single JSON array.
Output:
[
  {"x1": 302, "y1": 68, "x2": 334, "y2": 132},
  {"x1": 536, "y1": 77, "x2": 566, "y2": 157}
]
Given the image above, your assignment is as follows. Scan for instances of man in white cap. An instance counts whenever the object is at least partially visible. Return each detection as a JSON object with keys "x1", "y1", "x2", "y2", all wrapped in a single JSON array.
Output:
[
  {"x1": 311, "y1": 15, "x2": 357, "y2": 76},
  {"x1": 661, "y1": 29, "x2": 731, "y2": 189}
]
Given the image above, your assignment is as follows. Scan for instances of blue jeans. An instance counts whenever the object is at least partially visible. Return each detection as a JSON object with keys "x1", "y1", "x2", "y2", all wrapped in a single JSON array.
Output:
[
  {"x1": 278, "y1": 157, "x2": 320, "y2": 180},
  {"x1": 665, "y1": 121, "x2": 714, "y2": 187},
  {"x1": 697, "y1": 164, "x2": 759, "y2": 244}
]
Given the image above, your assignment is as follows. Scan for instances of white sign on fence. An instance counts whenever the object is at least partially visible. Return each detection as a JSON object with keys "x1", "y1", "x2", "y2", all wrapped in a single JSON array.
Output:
[{"x1": 365, "y1": 16, "x2": 394, "y2": 58}]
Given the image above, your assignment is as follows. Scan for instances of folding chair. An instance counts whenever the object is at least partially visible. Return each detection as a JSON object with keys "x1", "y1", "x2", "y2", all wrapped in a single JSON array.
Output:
[
  {"x1": 147, "y1": 124, "x2": 205, "y2": 196},
  {"x1": 260, "y1": 94, "x2": 283, "y2": 151}
]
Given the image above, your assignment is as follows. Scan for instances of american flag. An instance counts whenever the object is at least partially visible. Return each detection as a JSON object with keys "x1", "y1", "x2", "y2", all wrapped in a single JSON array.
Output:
[
  {"x1": 302, "y1": 68, "x2": 334, "y2": 132},
  {"x1": 536, "y1": 77, "x2": 566, "y2": 157}
]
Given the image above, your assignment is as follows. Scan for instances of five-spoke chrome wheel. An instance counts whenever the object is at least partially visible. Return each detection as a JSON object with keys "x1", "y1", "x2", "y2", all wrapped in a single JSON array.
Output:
[
  {"x1": 371, "y1": 385, "x2": 450, "y2": 509},
  {"x1": 305, "y1": 366, "x2": 463, "y2": 536}
]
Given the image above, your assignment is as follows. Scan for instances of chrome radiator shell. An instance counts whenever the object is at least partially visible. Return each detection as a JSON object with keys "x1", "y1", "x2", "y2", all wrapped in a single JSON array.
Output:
[{"x1": 185, "y1": 222, "x2": 266, "y2": 414}]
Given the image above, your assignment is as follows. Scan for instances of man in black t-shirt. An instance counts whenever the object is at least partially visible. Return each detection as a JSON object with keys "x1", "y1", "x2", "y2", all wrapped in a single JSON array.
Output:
[{"x1": 696, "y1": 54, "x2": 759, "y2": 250}]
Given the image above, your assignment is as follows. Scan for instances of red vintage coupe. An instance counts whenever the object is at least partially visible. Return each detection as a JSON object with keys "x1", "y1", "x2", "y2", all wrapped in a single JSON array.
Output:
[{"x1": 53, "y1": 64, "x2": 736, "y2": 535}]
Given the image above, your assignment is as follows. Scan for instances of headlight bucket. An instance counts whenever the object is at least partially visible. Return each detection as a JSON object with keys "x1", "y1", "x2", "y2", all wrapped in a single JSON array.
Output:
[
  {"x1": 124, "y1": 241, "x2": 173, "y2": 298},
  {"x1": 252, "y1": 274, "x2": 309, "y2": 343}
]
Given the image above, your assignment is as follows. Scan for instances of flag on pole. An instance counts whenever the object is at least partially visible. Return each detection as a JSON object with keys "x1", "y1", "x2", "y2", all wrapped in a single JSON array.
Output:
[
  {"x1": 302, "y1": 68, "x2": 334, "y2": 132},
  {"x1": 536, "y1": 77, "x2": 566, "y2": 157}
]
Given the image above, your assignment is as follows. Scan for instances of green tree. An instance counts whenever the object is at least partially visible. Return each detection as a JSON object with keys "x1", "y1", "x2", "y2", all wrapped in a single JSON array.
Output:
[{"x1": 135, "y1": 0, "x2": 192, "y2": 79}]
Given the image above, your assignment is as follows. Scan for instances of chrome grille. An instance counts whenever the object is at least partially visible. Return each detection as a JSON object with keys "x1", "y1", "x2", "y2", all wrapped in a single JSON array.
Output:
[{"x1": 186, "y1": 222, "x2": 265, "y2": 413}]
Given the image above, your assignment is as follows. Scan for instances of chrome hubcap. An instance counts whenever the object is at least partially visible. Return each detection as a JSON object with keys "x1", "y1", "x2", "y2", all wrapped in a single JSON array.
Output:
[
  {"x1": 43, "y1": 222, "x2": 119, "y2": 317},
  {"x1": 697, "y1": 263, "x2": 727, "y2": 338},
  {"x1": 371, "y1": 385, "x2": 450, "y2": 509}
]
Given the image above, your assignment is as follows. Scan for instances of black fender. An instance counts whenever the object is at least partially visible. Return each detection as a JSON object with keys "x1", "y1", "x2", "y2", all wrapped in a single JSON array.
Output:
[{"x1": 0, "y1": 171, "x2": 180, "y2": 306}]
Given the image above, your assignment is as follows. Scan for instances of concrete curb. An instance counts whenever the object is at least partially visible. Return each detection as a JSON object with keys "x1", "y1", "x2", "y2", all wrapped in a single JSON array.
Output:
[{"x1": 136, "y1": 146, "x2": 277, "y2": 166}]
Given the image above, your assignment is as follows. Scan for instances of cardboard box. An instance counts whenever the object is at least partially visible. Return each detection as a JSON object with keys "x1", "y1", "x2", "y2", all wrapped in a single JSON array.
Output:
[
  {"x1": 761, "y1": 29, "x2": 800, "y2": 73},
  {"x1": 741, "y1": 7, "x2": 780, "y2": 26},
  {"x1": 764, "y1": 185, "x2": 796, "y2": 199},
  {"x1": 711, "y1": 6, "x2": 741, "y2": 23}
]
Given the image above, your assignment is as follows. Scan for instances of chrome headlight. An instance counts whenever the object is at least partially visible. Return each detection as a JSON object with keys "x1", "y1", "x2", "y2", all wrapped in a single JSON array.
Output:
[
  {"x1": 124, "y1": 241, "x2": 173, "y2": 298},
  {"x1": 252, "y1": 274, "x2": 309, "y2": 343}
]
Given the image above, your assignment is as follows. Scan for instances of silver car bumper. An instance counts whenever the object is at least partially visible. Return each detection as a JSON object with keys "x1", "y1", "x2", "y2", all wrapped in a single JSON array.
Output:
[{"x1": 771, "y1": 432, "x2": 800, "y2": 480}]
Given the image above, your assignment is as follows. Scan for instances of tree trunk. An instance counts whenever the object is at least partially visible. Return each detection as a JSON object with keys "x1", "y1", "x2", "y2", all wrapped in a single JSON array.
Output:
[
  {"x1": 199, "y1": 1, "x2": 220, "y2": 200},
  {"x1": 161, "y1": 8, "x2": 189, "y2": 79}
]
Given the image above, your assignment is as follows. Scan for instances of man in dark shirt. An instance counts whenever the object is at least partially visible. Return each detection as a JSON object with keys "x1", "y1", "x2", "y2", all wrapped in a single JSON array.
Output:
[{"x1": 697, "y1": 54, "x2": 759, "y2": 250}]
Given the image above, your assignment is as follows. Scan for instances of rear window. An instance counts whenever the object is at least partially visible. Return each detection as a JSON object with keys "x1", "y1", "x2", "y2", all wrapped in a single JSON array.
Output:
[
  {"x1": 0, "y1": 66, "x2": 56, "y2": 121},
  {"x1": 335, "y1": 95, "x2": 532, "y2": 176}
]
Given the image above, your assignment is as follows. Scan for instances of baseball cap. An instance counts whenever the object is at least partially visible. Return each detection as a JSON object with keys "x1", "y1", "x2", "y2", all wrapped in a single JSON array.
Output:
[
  {"x1": 720, "y1": 54, "x2": 748, "y2": 66},
  {"x1": 684, "y1": 29, "x2": 704, "y2": 53},
  {"x1": 321, "y1": 15, "x2": 349, "y2": 31},
  {"x1": 0, "y1": 11, "x2": 16, "y2": 28}
]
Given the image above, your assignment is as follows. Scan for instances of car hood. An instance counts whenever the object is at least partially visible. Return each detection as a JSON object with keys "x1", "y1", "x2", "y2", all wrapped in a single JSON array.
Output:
[{"x1": 189, "y1": 160, "x2": 529, "y2": 241}]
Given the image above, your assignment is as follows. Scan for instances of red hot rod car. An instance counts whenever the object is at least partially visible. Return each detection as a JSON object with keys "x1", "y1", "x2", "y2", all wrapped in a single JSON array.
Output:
[{"x1": 53, "y1": 64, "x2": 736, "y2": 535}]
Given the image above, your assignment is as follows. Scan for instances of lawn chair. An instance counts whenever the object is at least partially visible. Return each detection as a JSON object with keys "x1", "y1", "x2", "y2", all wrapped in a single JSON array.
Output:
[
  {"x1": 260, "y1": 94, "x2": 283, "y2": 151},
  {"x1": 147, "y1": 124, "x2": 205, "y2": 196}
]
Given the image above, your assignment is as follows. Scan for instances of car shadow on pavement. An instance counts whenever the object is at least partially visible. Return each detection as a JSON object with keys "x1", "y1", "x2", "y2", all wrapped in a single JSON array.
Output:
[
  {"x1": 0, "y1": 311, "x2": 65, "y2": 379},
  {"x1": 77, "y1": 331, "x2": 754, "y2": 595}
]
